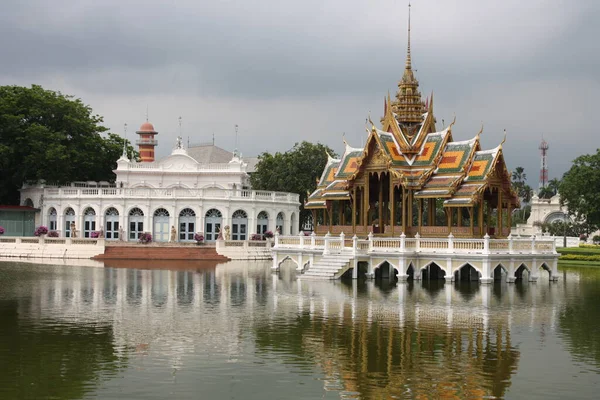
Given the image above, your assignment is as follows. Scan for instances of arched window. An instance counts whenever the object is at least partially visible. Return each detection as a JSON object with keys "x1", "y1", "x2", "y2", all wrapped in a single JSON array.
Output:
[
  {"x1": 204, "y1": 209, "x2": 222, "y2": 242},
  {"x1": 128, "y1": 207, "x2": 144, "y2": 241},
  {"x1": 231, "y1": 210, "x2": 248, "y2": 240},
  {"x1": 105, "y1": 207, "x2": 119, "y2": 240},
  {"x1": 83, "y1": 207, "x2": 96, "y2": 238},
  {"x1": 153, "y1": 208, "x2": 170, "y2": 242},
  {"x1": 257, "y1": 211, "x2": 269, "y2": 237},
  {"x1": 48, "y1": 207, "x2": 57, "y2": 232},
  {"x1": 64, "y1": 207, "x2": 76, "y2": 237},
  {"x1": 179, "y1": 208, "x2": 196, "y2": 241},
  {"x1": 276, "y1": 212, "x2": 284, "y2": 235}
]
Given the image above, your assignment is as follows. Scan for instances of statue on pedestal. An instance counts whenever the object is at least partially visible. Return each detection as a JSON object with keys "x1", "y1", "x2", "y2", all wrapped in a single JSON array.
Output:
[
  {"x1": 170, "y1": 225, "x2": 177, "y2": 242},
  {"x1": 70, "y1": 222, "x2": 77, "y2": 238}
]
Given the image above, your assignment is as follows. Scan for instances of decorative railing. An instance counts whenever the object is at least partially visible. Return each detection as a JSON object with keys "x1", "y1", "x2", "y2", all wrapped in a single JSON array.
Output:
[
  {"x1": 0, "y1": 237, "x2": 104, "y2": 246},
  {"x1": 273, "y1": 232, "x2": 557, "y2": 256},
  {"x1": 39, "y1": 187, "x2": 299, "y2": 204}
]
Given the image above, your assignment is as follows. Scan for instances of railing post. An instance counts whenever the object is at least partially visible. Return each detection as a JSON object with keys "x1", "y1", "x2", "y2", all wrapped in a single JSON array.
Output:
[
  {"x1": 415, "y1": 233, "x2": 421, "y2": 253},
  {"x1": 311, "y1": 231, "x2": 316, "y2": 249},
  {"x1": 400, "y1": 232, "x2": 406, "y2": 253},
  {"x1": 508, "y1": 234, "x2": 513, "y2": 254},
  {"x1": 448, "y1": 233, "x2": 454, "y2": 253},
  {"x1": 298, "y1": 231, "x2": 304, "y2": 249},
  {"x1": 340, "y1": 231, "x2": 345, "y2": 252},
  {"x1": 531, "y1": 235, "x2": 537, "y2": 254},
  {"x1": 483, "y1": 233, "x2": 490, "y2": 255},
  {"x1": 323, "y1": 231, "x2": 331, "y2": 255},
  {"x1": 274, "y1": 230, "x2": 279, "y2": 248},
  {"x1": 352, "y1": 235, "x2": 358, "y2": 256},
  {"x1": 367, "y1": 232, "x2": 373, "y2": 252}
]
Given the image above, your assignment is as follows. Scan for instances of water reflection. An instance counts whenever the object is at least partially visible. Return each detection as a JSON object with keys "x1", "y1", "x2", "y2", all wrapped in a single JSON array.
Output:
[{"x1": 0, "y1": 260, "x2": 598, "y2": 399}]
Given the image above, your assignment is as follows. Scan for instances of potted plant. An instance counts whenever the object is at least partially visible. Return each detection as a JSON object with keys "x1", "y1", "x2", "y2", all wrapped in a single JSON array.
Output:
[
  {"x1": 0, "y1": 226, "x2": 4, "y2": 236},
  {"x1": 263, "y1": 230, "x2": 274, "y2": 240},
  {"x1": 34, "y1": 226, "x2": 49, "y2": 237},
  {"x1": 139, "y1": 232, "x2": 152, "y2": 244},
  {"x1": 194, "y1": 233, "x2": 204, "y2": 245},
  {"x1": 91, "y1": 231, "x2": 100, "y2": 238},
  {"x1": 47, "y1": 231, "x2": 59, "y2": 238},
  {"x1": 251, "y1": 233, "x2": 262, "y2": 241}
]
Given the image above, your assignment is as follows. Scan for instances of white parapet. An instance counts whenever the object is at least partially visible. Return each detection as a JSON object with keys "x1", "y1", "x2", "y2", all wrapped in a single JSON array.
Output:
[{"x1": 0, "y1": 237, "x2": 106, "y2": 259}]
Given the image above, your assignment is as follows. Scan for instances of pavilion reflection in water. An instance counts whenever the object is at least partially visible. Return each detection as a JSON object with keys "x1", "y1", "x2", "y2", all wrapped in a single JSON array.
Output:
[{"x1": 19, "y1": 260, "x2": 564, "y2": 398}]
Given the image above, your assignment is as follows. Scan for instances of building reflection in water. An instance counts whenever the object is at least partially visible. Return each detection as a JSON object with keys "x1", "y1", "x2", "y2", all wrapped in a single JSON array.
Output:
[{"x1": 16, "y1": 259, "x2": 568, "y2": 399}]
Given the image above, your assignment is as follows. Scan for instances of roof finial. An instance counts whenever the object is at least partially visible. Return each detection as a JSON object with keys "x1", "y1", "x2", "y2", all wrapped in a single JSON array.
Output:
[
  {"x1": 122, "y1": 123, "x2": 128, "y2": 158},
  {"x1": 477, "y1": 123, "x2": 484, "y2": 137},
  {"x1": 234, "y1": 124, "x2": 239, "y2": 157},
  {"x1": 406, "y1": 2, "x2": 412, "y2": 69},
  {"x1": 500, "y1": 129, "x2": 507, "y2": 147}
]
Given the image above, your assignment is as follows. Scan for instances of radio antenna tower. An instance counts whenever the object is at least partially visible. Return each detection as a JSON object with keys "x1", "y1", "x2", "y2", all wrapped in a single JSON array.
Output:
[{"x1": 539, "y1": 137, "x2": 549, "y2": 191}]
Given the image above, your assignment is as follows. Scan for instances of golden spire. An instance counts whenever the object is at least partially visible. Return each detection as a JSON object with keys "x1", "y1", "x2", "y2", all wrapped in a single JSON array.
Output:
[{"x1": 406, "y1": 2, "x2": 411, "y2": 69}]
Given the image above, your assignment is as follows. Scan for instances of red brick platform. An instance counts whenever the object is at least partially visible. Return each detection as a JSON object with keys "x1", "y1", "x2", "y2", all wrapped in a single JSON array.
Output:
[{"x1": 94, "y1": 244, "x2": 229, "y2": 261}]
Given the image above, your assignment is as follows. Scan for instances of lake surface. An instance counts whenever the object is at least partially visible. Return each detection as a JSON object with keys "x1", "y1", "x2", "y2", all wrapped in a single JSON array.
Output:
[{"x1": 0, "y1": 259, "x2": 599, "y2": 399}]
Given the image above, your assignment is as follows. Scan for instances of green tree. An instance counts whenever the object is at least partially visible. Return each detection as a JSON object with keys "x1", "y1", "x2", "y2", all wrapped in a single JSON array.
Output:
[
  {"x1": 511, "y1": 166, "x2": 526, "y2": 198},
  {"x1": 250, "y1": 141, "x2": 337, "y2": 229},
  {"x1": 0, "y1": 85, "x2": 137, "y2": 204},
  {"x1": 559, "y1": 149, "x2": 600, "y2": 230}
]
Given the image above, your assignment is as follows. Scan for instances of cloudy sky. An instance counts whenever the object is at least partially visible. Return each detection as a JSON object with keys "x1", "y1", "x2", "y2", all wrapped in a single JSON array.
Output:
[{"x1": 1, "y1": 0, "x2": 598, "y2": 187}]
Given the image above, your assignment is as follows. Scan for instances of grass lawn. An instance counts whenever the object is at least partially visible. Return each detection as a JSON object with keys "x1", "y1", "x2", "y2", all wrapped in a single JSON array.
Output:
[{"x1": 559, "y1": 260, "x2": 600, "y2": 268}]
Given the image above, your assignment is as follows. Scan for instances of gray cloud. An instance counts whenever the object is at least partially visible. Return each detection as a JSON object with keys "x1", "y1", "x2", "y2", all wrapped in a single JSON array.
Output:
[{"x1": 1, "y1": 0, "x2": 598, "y2": 187}]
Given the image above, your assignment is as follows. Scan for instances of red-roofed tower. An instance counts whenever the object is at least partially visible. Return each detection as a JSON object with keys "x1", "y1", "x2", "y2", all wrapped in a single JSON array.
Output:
[{"x1": 136, "y1": 121, "x2": 158, "y2": 162}]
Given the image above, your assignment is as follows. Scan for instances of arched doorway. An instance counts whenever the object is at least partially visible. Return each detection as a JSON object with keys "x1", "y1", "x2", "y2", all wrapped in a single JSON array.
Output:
[
  {"x1": 83, "y1": 207, "x2": 96, "y2": 238},
  {"x1": 422, "y1": 263, "x2": 446, "y2": 280},
  {"x1": 64, "y1": 207, "x2": 75, "y2": 237},
  {"x1": 179, "y1": 208, "x2": 196, "y2": 242},
  {"x1": 128, "y1": 207, "x2": 144, "y2": 241},
  {"x1": 204, "y1": 209, "x2": 222, "y2": 242},
  {"x1": 276, "y1": 212, "x2": 284, "y2": 235},
  {"x1": 454, "y1": 264, "x2": 480, "y2": 282},
  {"x1": 105, "y1": 207, "x2": 119, "y2": 240},
  {"x1": 231, "y1": 210, "x2": 248, "y2": 240},
  {"x1": 256, "y1": 211, "x2": 269, "y2": 237},
  {"x1": 153, "y1": 208, "x2": 170, "y2": 242},
  {"x1": 515, "y1": 264, "x2": 530, "y2": 281},
  {"x1": 48, "y1": 207, "x2": 57, "y2": 232}
]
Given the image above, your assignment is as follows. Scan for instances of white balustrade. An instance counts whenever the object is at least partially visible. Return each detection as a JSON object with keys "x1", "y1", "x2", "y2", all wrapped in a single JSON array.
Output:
[{"x1": 273, "y1": 232, "x2": 557, "y2": 257}]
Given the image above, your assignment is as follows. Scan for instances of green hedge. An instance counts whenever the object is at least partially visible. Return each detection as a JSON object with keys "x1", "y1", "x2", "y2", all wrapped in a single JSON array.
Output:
[{"x1": 559, "y1": 254, "x2": 600, "y2": 261}]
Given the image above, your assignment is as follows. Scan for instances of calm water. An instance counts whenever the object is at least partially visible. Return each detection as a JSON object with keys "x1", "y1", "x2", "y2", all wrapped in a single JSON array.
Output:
[{"x1": 0, "y1": 259, "x2": 599, "y2": 399}]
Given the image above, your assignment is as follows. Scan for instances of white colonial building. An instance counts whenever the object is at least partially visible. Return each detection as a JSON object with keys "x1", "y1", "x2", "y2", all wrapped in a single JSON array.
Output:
[{"x1": 20, "y1": 122, "x2": 300, "y2": 242}]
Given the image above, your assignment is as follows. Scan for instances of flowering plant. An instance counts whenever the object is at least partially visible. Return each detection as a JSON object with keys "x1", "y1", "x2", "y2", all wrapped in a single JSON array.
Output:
[
  {"x1": 47, "y1": 230, "x2": 59, "y2": 237},
  {"x1": 34, "y1": 226, "x2": 49, "y2": 236},
  {"x1": 90, "y1": 231, "x2": 100, "y2": 238},
  {"x1": 0, "y1": 226, "x2": 4, "y2": 235},
  {"x1": 139, "y1": 232, "x2": 152, "y2": 244},
  {"x1": 263, "y1": 230, "x2": 273, "y2": 239},
  {"x1": 251, "y1": 233, "x2": 262, "y2": 241},
  {"x1": 194, "y1": 233, "x2": 204, "y2": 244}
]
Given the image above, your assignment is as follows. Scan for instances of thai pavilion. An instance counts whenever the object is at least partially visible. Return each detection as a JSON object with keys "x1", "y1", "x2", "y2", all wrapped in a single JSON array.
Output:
[{"x1": 305, "y1": 24, "x2": 518, "y2": 240}]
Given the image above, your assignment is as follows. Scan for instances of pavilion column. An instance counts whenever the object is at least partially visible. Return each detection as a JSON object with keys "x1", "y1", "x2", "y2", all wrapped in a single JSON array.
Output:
[
  {"x1": 428, "y1": 198, "x2": 435, "y2": 226},
  {"x1": 407, "y1": 190, "x2": 413, "y2": 228},
  {"x1": 364, "y1": 174, "x2": 369, "y2": 230},
  {"x1": 418, "y1": 199, "x2": 423, "y2": 234},
  {"x1": 339, "y1": 201, "x2": 344, "y2": 226},
  {"x1": 470, "y1": 206, "x2": 474, "y2": 236},
  {"x1": 401, "y1": 187, "x2": 407, "y2": 234},
  {"x1": 478, "y1": 197, "x2": 484, "y2": 236},
  {"x1": 497, "y1": 189, "x2": 503, "y2": 236},
  {"x1": 312, "y1": 209, "x2": 316, "y2": 231},
  {"x1": 378, "y1": 175, "x2": 383, "y2": 232},
  {"x1": 390, "y1": 180, "x2": 395, "y2": 235},
  {"x1": 447, "y1": 208, "x2": 452, "y2": 232},
  {"x1": 352, "y1": 187, "x2": 357, "y2": 231},
  {"x1": 507, "y1": 201, "x2": 512, "y2": 232},
  {"x1": 458, "y1": 208, "x2": 463, "y2": 227},
  {"x1": 328, "y1": 205, "x2": 333, "y2": 229}
]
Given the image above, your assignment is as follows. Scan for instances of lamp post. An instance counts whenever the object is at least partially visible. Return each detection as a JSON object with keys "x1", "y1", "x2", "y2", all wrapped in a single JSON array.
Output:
[{"x1": 563, "y1": 211, "x2": 568, "y2": 248}]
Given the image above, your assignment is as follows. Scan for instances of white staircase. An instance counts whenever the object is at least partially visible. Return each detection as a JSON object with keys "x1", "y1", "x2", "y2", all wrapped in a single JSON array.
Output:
[{"x1": 301, "y1": 253, "x2": 355, "y2": 279}]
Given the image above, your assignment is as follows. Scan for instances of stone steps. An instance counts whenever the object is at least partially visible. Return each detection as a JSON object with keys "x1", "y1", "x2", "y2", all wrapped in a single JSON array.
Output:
[
  {"x1": 301, "y1": 254, "x2": 354, "y2": 279},
  {"x1": 96, "y1": 245, "x2": 229, "y2": 261}
]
